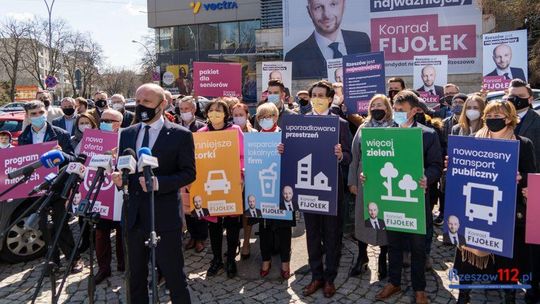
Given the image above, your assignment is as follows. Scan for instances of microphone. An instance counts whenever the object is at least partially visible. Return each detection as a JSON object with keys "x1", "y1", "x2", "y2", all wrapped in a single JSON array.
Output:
[
  {"x1": 76, "y1": 154, "x2": 113, "y2": 216},
  {"x1": 7, "y1": 150, "x2": 64, "y2": 179},
  {"x1": 117, "y1": 148, "x2": 136, "y2": 193},
  {"x1": 137, "y1": 147, "x2": 159, "y2": 191},
  {"x1": 28, "y1": 172, "x2": 58, "y2": 196},
  {"x1": 60, "y1": 162, "x2": 86, "y2": 199}
]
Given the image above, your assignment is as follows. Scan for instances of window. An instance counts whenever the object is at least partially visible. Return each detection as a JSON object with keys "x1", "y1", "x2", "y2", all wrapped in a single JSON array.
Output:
[
  {"x1": 159, "y1": 27, "x2": 175, "y2": 53},
  {"x1": 198, "y1": 23, "x2": 219, "y2": 51},
  {"x1": 219, "y1": 22, "x2": 239, "y2": 50},
  {"x1": 177, "y1": 26, "x2": 198, "y2": 51},
  {"x1": 239, "y1": 20, "x2": 260, "y2": 50}
]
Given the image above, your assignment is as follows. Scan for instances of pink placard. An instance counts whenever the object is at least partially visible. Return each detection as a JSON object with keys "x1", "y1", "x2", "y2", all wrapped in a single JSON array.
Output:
[
  {"x1": 482, "y1": 76, "x2": 511, "y2": 91},
  {"x1": 0, "y1": 142, "x2": 59, "y2": 201},
  {"x1": 193, "y1": 62, "x2": 242, "y2": 98},
  {"x1": 76, "y1": 129, "x2": 120, "y2": 221},
  {"x1": 526, "y1": 174, "x2": 540, "y2": 244}
]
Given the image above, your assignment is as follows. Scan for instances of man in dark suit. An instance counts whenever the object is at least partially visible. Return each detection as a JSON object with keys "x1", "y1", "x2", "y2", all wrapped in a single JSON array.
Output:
[
  {"x1": 279, "y1": 185, "x2": 298, "y2": 211},
  {"x1": 364, "y1": 202, "x2": 386, "y2": 230},
  {"x1": 52, "y1": 97, "x2": 78, "y2": 135},
  {"x1": 284, "y1": 0, "x2": 371, "y2": 79},
  {"x1": 485, "y1": 44, "x2": 526, "y2": 81},
  {"x1": 442, "y1": 215, "x2": 465, "y2": 246},
  {"x1": 375, "y1": 90, "x2": 443, "y2": 304},
  {"x1": 301, "y1": 80, "x2": 351, "y2": 298},
  {"x1": 416, "y1": 65, "x2": 444, "y2": 99},
  {"x1": 112, "y1": 83, "x2": 195, "y2": 304},
  {"x1": 190, "y1": 195, "x2": 210, "y2": 219},
  {"x1": 244, "y1": 195, "x2": 262, "y2": 218},
  {"x1": 110, "y1": 94, "x2": 135, "y2": 128},
  {"x1": 19, "y1": 100, "x2": 83, "y2": 273}
]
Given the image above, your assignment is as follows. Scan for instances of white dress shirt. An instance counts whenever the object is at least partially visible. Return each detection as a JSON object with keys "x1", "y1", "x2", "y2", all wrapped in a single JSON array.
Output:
[
  {"x1": 422, "y1": 85, "x2": 436, "y2": 94},
  {"x1": 314, "y1": 30, "x2": 347, "y2": 59},
  {"x1": 65, "y1": 116, "x2": 75, "y2": 135},
  {"x1": 283, "y1": 201, "x2": 293, "y2": 211},
  {"x1": 250, "y1": 208, "x2": 257, "y2": 217},
  {"x1": 136, "y1": 116, "x2": 165, "y2": 151},
  {"x1": 31, "y1": 126, "x2": 47, "y2": 144},
  {"x1": 370, "y1": 218, "x2": 380, "y2": 230},
  {"x1": 496, "y1": 67, "x2": 512, "y2": 79},
  {"x1": 449, "y1": 232, "x2": 460, "y2": 245}
]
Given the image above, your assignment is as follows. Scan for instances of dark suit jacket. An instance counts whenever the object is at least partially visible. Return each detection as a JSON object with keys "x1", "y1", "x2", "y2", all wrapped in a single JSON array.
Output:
[
  {"x1": 244, "y1": 208, "x2": 262, "y2": 218},
  {"x1": 121, "y1": 110, "x2": 135, "y2": 128},
  {"x1": 417, "y1": 85, "x2": 444, "y2": 98},
  {"x1": 118, "y1": 119, "x2": 196, "y2": 232},
  {"x1": 279, "y1": 200, "x2": 298, "y2": 211},
  {"x1": 18, "y1": 122, "x2": 76, "y2": 165},
  {"x1": 285, "y1": 30, "x2": 371, "y2": 79},
  {"x1": 443, "y1": 233, "x2": 466, "y2": 246},
  {"x1": 414, "y1": 122, "x2": 443, "y2": 187},
  {"x1": 485, "y1": 67, "x2": 526, "y2": 81},
  {"x1": 364, "y1": 218, "x2": 386, "y2": 230},
  {"x1": 52, "y1": 115, "x2": 78, "y2": 136},
  {"x1": 516, "y1": 109, "x2": 540, "y2": 169},
  {"x1": 191, "y1": 208, "x2": 210, "y2": 219}
]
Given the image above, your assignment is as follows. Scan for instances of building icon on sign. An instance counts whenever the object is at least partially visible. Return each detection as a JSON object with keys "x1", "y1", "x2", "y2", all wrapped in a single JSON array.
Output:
[{"x1": 295, "y1": 154, "x2": 331, "y2": 191}]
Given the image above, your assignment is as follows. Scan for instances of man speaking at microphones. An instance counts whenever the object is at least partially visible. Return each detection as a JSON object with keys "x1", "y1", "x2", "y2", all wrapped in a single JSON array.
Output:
[
  {"x1": 112, "y1": 83, "x2": 196, "y2": 304},
  {"x1": 18, "y1": 100, "x2": 84, "y2": 273}
]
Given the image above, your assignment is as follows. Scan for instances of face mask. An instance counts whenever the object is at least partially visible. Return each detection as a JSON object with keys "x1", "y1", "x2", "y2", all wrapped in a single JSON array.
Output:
[
  {"x1": 233, "y1": 116, "x2": 247, "y2": 126},
  {"x1": 311, "y1": 97, "x2": 330, "y2": 114},
  {"x1": 95, "y1": 99, "x2": 107, "y2": 108},
  {"x1": 393, "y1": 112, "x2": 408, "y2": 126},
  {"x1": 486, "y1": 118, "x2": 507, "y2": 132},
  {"x1": 79, "y1": 124, "x2": 91, "y2": 133},
  {"x1": 207, "y1": 111, "x2": 225, "y2": 126},
  {"x1": 267, "y1": 94, "x2": 281, "y2": 106},
  {"x1": 100, "y1": 122, "x2": 113, "y2": 132},
  {"x1": 465, "y1": 109, "x2": 481, "y2": 121},
  {"x1": 30, "y1": 115, "x2": 46, "y2": 128},
  {"x1": 371, "y1": 109, "x2": 386, "y2": 121},
  {"x1": 62, "y1": 108, "x2": 75, "y2": 116},
  {"x1": 180, "y1": 112, "x2": 193, "y2": 122},
  {"x1": 298, "y1": 98, "x2": 309, "y2": 107},
  {"x1": 451, "y1": 105, "x2": 463, "y2": 115},
  {"x1": 259, "y1": 118, "x2": 274, "y2": 130},
  {"x1": 136, "y1": 103, "x2": 161, "y2": 122},
  {"x1": 507, "y1": 95, "x2": 530, "y2": 110},
  {"x1": 388, "y1": 90, "x2": 399, "y2": 100},
  {"x1": 415, "y1": 113, "x2": 427, "y2": 125},
  {"x1": 0, "y1": 143, "x2": 9, "y2": 149},
  {"x1": 112, "y1": 103, "x2": 124, "y2": 111}
]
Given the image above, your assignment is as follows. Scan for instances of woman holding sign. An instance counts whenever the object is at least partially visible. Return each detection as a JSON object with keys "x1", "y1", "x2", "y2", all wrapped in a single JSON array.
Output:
[
  {"x1": 348, "y1": 94, "x2": 393, "y2": 280},
  {"x1": 198, "y1": 98, "x2": 245, "y2": 278},
  {"x1": 254, "y1": 103, "x2": 294, "y2": 280},
  {"x1": 453, "y1": 100, "x2": 537, "y2": 304}
]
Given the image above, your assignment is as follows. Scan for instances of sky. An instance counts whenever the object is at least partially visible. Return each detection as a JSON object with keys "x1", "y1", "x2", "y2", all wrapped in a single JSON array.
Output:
[{"x1": 0, "y1": 0, "x2": 151, "y2": 70}]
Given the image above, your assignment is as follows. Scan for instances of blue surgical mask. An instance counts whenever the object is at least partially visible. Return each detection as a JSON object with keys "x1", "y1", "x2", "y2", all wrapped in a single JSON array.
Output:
[
  {"x1": 259, "y1": 118, "x2": 274, "y2": 131},
  {"x1": 99, "y1": 122, "x2": 113, "y2": 132},
  {"x1": 267, "y1": 94, "x2": 280, "y2": 106},
  {"x1": 393, "y1": 112, "x2": 408, "y2": 126},
  {"x1": 30, "y1": 115, "x2": 46, "y2": 128}
]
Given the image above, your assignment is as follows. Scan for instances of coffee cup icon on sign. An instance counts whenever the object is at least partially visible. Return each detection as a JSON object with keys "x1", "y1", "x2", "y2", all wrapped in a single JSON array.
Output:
[{"x1": 259, "y1": 162, "x2": 278, "y2": 197}]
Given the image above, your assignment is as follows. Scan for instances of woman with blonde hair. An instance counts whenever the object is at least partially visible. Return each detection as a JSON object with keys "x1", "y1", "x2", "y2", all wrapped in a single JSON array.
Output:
[
  {"x1": 348, "y1": 94, "x2": 393, "y2": 279},
  {"x1": 452, "y1": 94, "x2": 486, "y2": 136}
]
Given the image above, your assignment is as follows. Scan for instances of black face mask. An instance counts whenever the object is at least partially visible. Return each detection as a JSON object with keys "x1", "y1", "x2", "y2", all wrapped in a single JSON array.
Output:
[
  {"x1": 506, "y1": 95, "x2": 530, "y2": 110},
  {"x1": 415, "y1": 113, "x2": 427, "y2": 125},
  {"x1": 136, "y1": 103, "x2": 161, "y2": 122},
  {"x1": 62, "y1": 108, "x2": 75, "y2": 116},
  {"x1": 95, "y1": 99, "x2": 107, "y2": 108},
  {"x1": 388, "y1": 90, "x2": 399, "y2": 100},
  {"x1": 440, "y1": 96, "x2": 452, "y2": 106},
  {"x1": 298, "y1": 98, "x2": 309, "y2": 107},
  {"x1": 371, "y1": 109, "x2": 386, "y2": 121},
  {"x1": 486, "y1": 118, "x2": 507, "y2": 132}
]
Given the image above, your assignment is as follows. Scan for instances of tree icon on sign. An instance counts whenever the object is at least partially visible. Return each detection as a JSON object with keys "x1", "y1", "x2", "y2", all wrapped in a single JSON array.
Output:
[
  {"x1": 380, "y1": 162, "x2": 398, "y2": 197},
  {"x1": 398, "y1": 175, "x2": 418, "y2": 200}
]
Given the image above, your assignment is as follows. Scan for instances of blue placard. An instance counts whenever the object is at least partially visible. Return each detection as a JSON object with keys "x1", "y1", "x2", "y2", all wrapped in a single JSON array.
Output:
[
  {"x1": 244, "y1": 132, "x2": 292, "y2": 220},
  {"x1": 343, "y1": 51, "x2": 386, "y2": 115},
  {"x1": 444, "y1": 136, "x2": 519, "y2": 258},
  {"x1": 280, "y1": 115, "x2": 339, "y2": 216}
]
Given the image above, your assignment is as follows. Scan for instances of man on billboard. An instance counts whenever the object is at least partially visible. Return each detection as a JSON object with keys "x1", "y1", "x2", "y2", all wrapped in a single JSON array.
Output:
[
  {"x1": 417, "y1": 65, "x2": 444, "y2": 98},
  {"x1": 485, "y1": 44, "x2": 526, "y2": 81},
  {"x1": 285, "y1": 0, "x2": 371, "y2": 79}
]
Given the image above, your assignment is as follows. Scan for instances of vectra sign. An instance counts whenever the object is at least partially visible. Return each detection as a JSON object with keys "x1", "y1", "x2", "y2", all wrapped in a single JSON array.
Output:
[{"x1": 190, "y1": 1, "x2": 239, "y2": 14}]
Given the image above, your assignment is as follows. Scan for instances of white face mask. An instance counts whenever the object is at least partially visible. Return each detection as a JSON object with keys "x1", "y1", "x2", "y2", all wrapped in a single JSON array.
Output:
[
  {"x1": 0, "y1": 142, "x2": 10, "y2": 148},
  {"x1": 112, "y1": 103, "x2": 124, "y2": 111},
  {"x1": 259, "y1": 118, "x2": 274, "y2": 130},
  {"x1": 233, "y1": 116, "x2": 247, "y2": 126},
  {"x1": 180, "y1": 112, "x2": 193, "y2": 122},
  {"x1": 465, "y1": 109, "x2": 481, "y2": 121},
  {"x1": 78, "y1": 124, "x2": 92, "y2": 133}
]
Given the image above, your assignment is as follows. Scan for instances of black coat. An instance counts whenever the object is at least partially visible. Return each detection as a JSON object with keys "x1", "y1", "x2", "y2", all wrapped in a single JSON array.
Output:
[
  {"x1": 118, "y1": 119, "x2": 196, "y2": 232},
  {"x1": 121, "y1": 110, "x2": 135, "y2": 128},
  {"x1": 485, "y1": 67, "x2": 526, "y2": 82},
  {"x1": 515, "y1": 109, "x2": 540, "y2": 169},
  {"x1": 18, "y1": 122, "x2": 75, "y2": 165}
]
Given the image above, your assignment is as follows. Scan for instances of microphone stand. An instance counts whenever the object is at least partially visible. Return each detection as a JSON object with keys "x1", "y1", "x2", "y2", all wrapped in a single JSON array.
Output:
[
  {"x1": 30, "y1": 180, "x2": 80, "y2": 304},
  {"x1": 145, "y1": 174, "x2": 160, "y2": 304},
  {"x1": 121, "y1": 181, "x2": 132, "y2": 304},
  {"x1": 53, "y1": 170, "x2": 105, "y2": 304}
]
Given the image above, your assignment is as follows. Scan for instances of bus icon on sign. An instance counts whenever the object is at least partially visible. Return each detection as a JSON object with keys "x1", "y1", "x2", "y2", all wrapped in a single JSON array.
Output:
[{"x1": 463, "y1": 182, "x2": 503, "y2": 225}]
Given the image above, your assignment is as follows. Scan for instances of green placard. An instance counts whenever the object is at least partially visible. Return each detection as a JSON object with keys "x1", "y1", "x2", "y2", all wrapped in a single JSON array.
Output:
[{"x1": 361, "y1": 128, "x2": 426, "y2": 234}]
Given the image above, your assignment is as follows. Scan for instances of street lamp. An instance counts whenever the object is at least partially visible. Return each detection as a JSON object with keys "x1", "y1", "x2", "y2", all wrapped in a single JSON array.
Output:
[{"x1": 132, "y1": 40, "x2": 158, "y2": 83}]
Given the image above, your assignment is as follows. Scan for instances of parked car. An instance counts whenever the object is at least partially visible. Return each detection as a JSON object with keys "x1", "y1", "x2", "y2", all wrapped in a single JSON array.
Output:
[
  {"x1": 0, "y1": 111, "x2": 25, "y2": 146},
  {"x1": 486, "y1": 89, "x2": 540, "y2": 102},
  {"x1": 0, "y1": 102, "x2": 26, "y2": 112}
]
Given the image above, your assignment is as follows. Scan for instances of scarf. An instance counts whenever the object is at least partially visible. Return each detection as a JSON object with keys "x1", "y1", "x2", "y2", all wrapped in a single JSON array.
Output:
[
  {"x1": 475, "y1": 127, "x2": 516, "y2": 140},
  {"x1": 361, "y1": 118, "x2": 393, "y2": 128}
]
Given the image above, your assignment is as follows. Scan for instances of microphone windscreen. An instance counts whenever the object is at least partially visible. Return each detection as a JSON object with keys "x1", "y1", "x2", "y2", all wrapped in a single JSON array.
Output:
[
  {"x1": 123, "y1": 148, "x2": 137, "y2": 158},
  {"x1": 40, "y1": 150, "x2": 65, "y2": 168},
  {"x1": 137, "y1": 147, "x2": 152, "y2": 158}
]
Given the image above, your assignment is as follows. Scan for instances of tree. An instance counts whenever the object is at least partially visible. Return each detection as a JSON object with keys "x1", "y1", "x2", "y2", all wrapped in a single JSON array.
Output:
[
  {"x1": 63, "y1": 32, "x2": 103, "y2": 97},
  {"x1": 135, "y1": 31, "x2": 157, "y2": 84},
  {"x1": 380, "y1": 162, "x2": 399, "y2": 197},
  {"x1": 97, "y1": 67, "x2": 141, "y2": 97},
  {"x1": 398, "y1": 174, "x2": 418, "y2": 199},
  {"x1": 0, "y1": 18, "x2": 30, "y2": 102}
]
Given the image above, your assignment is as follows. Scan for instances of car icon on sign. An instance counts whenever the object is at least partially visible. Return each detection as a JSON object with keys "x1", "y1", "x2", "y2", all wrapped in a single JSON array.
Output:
[{"x1": 204, "y1": 170, "x2": 231, "y2": 195}]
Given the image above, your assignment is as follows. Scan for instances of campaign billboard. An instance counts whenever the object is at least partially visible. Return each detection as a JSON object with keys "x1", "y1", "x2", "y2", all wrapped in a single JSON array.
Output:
[
  {"x1": 283, "y1": 0, "x2": 482, "y2": 79},
  {"x1": 482, "y1": 30, "x2": 528, "y2": 91},
  {"x1": 77, "y1": 129, "x2": 122, "y2": 221},
  {"x1": 445, "y1": 136, "x2": 519, "y2": 258},
  {"x1": 343, "y1": 51, "x2": 386, "y2": 114},
  {"x1": 526, "y1": 174, "x2": 540, "y2": 245},
  {"x1": 327, "y1": 58, "x2": 343, "y2": 83},
  {"x1": 361, "y1": 128, "x2": 426, "y2": 234},
  {"x1": 190, "y1": 130, "x2": 243, "y2": 217},
  {"x1": 0, "y1": 142, "x2": 59, "y2": 202},
  {"x1": 244, "y1": 132, "x2": 292, "y2": 220},
  {"x1": 280, "y1": 115, "x2": 339, "y2": 215},
  {"x1": 413, "y1": 55, "x2": 448, "y2": 107},
  {"x1": 262, "y1": 62, "x2": 292, "y2": 92},
  {"x1": 193, "y1": 62, "x2": 242, "y2": 97}
]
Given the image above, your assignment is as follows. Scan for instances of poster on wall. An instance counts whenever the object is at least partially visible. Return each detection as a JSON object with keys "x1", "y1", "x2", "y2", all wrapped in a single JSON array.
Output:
[
  {"x1": 326, "y1": 58, "x2": 343, "y2": 83},
  {"x1": 413, "y1": 55, "x2": 448, "y2": 107},
  {"x1": 283, "y1": 0, "x2": 482, "y2": 78},
  {"x1": 482, "y1": 30, "x2": 528, "y2": 91},
  {"x1": 262, "y1": 61, "x2": 292, "y2": 92},
  {"x1": 165, "y1": 64, "x2": 192, "y2": 95}
]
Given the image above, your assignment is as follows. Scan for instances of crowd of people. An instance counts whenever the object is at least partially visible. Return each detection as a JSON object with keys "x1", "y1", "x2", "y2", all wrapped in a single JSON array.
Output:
[{"x1": 1, "y1": 76, "x2": 539, "y2": 304}]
